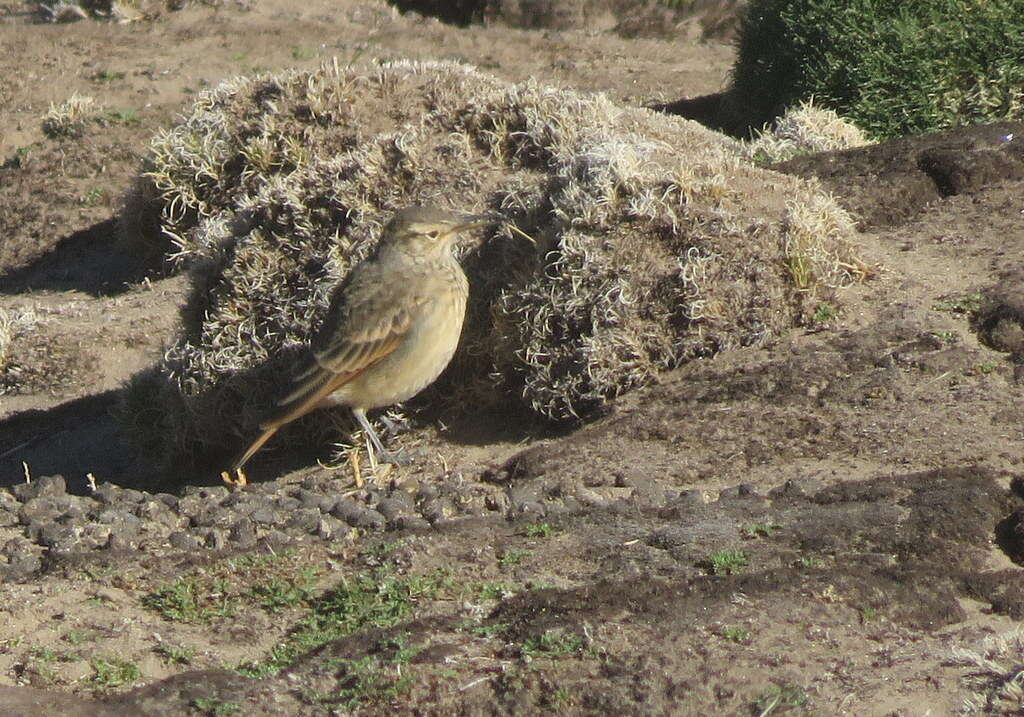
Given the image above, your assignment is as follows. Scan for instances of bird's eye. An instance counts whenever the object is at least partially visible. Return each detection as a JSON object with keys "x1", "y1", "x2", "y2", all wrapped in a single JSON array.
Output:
[{"x1": 425, "y1": 230, "x2": 441, "y2": 240}]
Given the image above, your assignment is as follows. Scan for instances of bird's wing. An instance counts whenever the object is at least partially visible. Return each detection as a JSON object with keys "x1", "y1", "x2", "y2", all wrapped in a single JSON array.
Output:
[{"x1": 262, "y1": 277, "x2": 429, "y2": 430}]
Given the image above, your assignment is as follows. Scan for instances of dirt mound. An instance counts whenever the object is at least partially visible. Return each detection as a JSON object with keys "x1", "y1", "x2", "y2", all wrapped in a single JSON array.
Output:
[
  {"x1": 773, "y1": 121, "x2": 1024, "y2": 231},
  {"x1": 121, "y1": 59, "x2": 861, "y2": 466}
]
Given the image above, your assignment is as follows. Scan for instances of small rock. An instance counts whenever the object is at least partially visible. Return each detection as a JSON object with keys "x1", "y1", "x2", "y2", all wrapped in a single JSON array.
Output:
[
  {"x1": 316, "y1": 516, "x2": 346, "y2": 540},
  {"x1": 183, "y1": 485, "x2": 230, "y2": 502},
  {"x1": 190, "y1": 506, "x2": 233, "y2": 529},
  {"x1": 351, "y1": 509, "x2": 386, "y2": 530},
  {"x1": 155, "y1": 493, "x2": 179, "y2": 509},
  {"x1": 395, "y1": 515, "x2": 431, "y2": 531},
  {"x1": 2, "y1": 554, "x2": 41, "y2": 581},
  {"x1": 12, "y1": 474, "x2": 66, "y2": 502},
  {"x1": 330, "y1": 498, "x2": 363, "y2": 524},
  {"x1": 0, "y1": 507, "x2": 19, "y2": 528},
  {"x1": 2, "y1": 536, "x2": 35, "y2": 558},
  {"x1": 296, "y1": 489, "x2": 331, "y2": 511},
  {"x1": 415, "y1": 484, "x2": 439, "y2": 502},
  {"x1": 511, "y1": 500, "x2": 547, "y2": 520},
  {"x1": 274, "y1": 496, "x2": 301, "y2": 511},
  {"x1": 168, "y1": 531, "x2": 200, "y2": 551},
  {"x1": 90, "y1": 482, "x2": 123, "y2": 505},
  {"x1": 228, "y1": 517, "x2": 257, "y2": 547},
  {"x1": 376, "y1": 497, "x2": 411, "y2": 521},
  {"x1": 195, "y1": 528, "x2": 227, "y2": 550},
  {"x1": 38, "y1": 523, "x2": 84, "y2": 553},
  {"x1": 19, "y1": 496, "x2": 64, "y2": 526},
  {"x1": 0, "y1": 492, "x2": 21, "y2": 511},
  {"x1": 259, "y1": 530, "x2": 291, "y2": 552},
  {"x1": 286, "y1": 508, "x2": 321, "y2": 534},
  {"x1": 250, "y1": 507, "x2": 280, "y2": 525}
]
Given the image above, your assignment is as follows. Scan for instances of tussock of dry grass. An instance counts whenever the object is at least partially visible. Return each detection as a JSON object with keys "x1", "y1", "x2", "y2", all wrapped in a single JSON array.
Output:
[
  {"x1": 950, "y1": 630, "x2": 1024, "y2": 714},
  {"x1": 0, "y1": 308, "x2": 36, "y2": 389},
  {"x1": 744, "y1": 99, "x2": 870, "y2": 164},
  {"x1": 41, "y1": 93, "x2": 101, "y2": 139},
  {"x1": 0, "y1": 309, "x2": 14, "y2": 373},
  {"x1": 119, "y1": 59, "x2": 863, "y2": 464}
]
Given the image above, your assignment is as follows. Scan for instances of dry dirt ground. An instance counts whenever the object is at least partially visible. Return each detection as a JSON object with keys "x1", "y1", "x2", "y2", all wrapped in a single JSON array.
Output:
[{"x1": 1, "y1": 1, "x2": 1024, "y2": 715}]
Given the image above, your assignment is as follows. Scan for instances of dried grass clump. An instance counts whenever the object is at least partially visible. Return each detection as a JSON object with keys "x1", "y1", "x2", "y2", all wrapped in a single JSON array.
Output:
[
  {"x1": 0, "y1": 308, "x2": 37, "y2": 391},
  {"x1": 0, "y1": 309, "x2": 14, "y2": 373},
  {"x1": 744, "y1": 99, "x2": 871, "y2": 164},
  {"x1": 950, "y1": 629, "x2": 1024, "y2": 714},
  {"x1": 120, "y1": 59, "x2": 863, "y2": 463},
  {"x1": 41, "y1": 93, "x2": 101, "y2": 139}
]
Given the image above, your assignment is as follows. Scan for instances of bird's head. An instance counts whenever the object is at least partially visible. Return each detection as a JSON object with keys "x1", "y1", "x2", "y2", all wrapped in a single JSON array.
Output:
[{"x1": 382, "y1": 205, "x2": 497, "y2": 258}]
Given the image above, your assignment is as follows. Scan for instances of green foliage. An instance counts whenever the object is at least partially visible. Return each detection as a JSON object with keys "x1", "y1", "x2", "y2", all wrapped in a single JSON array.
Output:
[
  {"x1": 142, "y1": 576, "x2": 236, "y2": 623},
  {"x1": 522, "y1": 628, "x2": 584, "y2": 656},
  {"x1": 192, "y1": 697, "x2": 241, "y2": 715},
  {"x1": 89, "y1": 657, "x2": 141, "y2": 690},
  {"x1": 498, "y1": 548, "x2": 531, "y2": 569},
  {"x1": 519, "y1": 522, "x2": 556, "y2": 538},
  {"x1": 237, "y1": 569, "x2": 445, "y2": 678},
  {"x1": 754, "y1": 682, "x2": 809, "y2": 714},
  {"x1": 732, "y1": 0, "x2": 1024, "y2": 137},
  {"x1": 932, "y1": 291, "x2": 984, "y2": 314},
  {"x1": 703, "y1": 549, "x2": 749, "y2": 575}
]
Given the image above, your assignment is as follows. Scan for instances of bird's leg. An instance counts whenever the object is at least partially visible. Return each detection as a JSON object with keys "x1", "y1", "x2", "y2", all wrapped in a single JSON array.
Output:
[{"x1": 352, "y1": 407, "x2": 385, "y2": 470}]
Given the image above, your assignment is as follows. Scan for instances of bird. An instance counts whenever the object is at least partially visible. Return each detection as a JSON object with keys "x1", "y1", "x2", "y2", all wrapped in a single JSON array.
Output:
[{"x1": 222, "y1": 205, "x2": 496, "y2": 486}]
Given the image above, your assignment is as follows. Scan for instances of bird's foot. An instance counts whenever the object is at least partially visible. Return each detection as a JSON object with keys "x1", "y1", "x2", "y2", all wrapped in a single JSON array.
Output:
[{"x1": 221, "y1": 468, "x2": 247, "y2": 488}]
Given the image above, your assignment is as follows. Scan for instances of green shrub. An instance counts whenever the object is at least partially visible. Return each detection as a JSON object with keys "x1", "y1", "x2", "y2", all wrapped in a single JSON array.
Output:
[{"x1": 731, "y1": 0, "x2": 1024, "y2": 138}]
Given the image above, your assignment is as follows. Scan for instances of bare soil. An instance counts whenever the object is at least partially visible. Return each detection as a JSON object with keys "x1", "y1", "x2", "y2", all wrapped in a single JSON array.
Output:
[{"x1": 1, "y1": 1, "x2": 1024, "y2": 715}]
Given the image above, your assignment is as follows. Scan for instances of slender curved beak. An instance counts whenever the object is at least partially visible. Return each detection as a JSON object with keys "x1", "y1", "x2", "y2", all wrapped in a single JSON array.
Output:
[{"x1": 447, "y1": 212, "x2": 504, "y2": 236}]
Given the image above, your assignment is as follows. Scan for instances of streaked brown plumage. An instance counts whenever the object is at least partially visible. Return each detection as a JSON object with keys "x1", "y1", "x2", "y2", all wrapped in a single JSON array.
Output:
[{"x1": 227, "y1": 206, "x2": 493, "y2": 480}]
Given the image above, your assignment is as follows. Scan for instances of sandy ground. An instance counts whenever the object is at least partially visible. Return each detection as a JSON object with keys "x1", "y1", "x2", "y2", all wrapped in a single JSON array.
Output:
[{"x1": 1, "y1": 1, "x2": 1024, "y2": 715}]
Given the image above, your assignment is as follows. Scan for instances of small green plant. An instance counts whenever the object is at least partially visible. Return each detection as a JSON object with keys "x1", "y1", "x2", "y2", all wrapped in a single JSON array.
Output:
[
  {"x1": 1, "y1": 144, "x2": 35, "y2": 170},
  {"x1": 704, "y1": 549, "x2": 749, "y2": 575},
  {"x1": 859, "y1": 606, "x2": 878, "y2": 623},
  {"x1": 62, "y1": 629, "x2": 99, "y2": 646},
  {"x1": 929, "y1": 330, "x2": 958, "y2": 344},
  {"x1": 142, "y1": 576, "x2": 236, "y2": 623},
  {"x1": 192, "y1": 697, "x2": 241, "y2": 715},
  {"x1": 754, "y1": 682, "x2": 808, "y2": 715},
  {"x1": 477, "y1": 582, "x2": 516, "y2": 601},
  {"x1": 90, "y1": 657, "x2": 141, "y2": 690},
  {"x1": 796, "y1": 556, "x2": 821, "y2": 569},
  {"x1": 104, "y1": 109, "x2": 139, "y2": 126},
  {"x1": 237, "y1": 568, "x2": 444, "y2": 678},
  {"x1": 248, "y1": 568, "x2": 317, "y2": 612},
  {"x1": 80, "y1": 187, "x2": 106, "y2": 205},
  {"x1": 969, "y1": 362, "x2": 999, "y2": 376},
  {"x1": 719, "y1": 625, "x2": 751, "y2": 643},
  {"x1": 469, "y1": 621, "x2": 509, "y2": 638},
  {"x1": 302, "y1": 637, "x2": 417, "y2": 708},
  {"x1": 90, "y1": 69, "x2": 126, "y2": 82},
  {"x1": 155, "y1": 642, "x2": 195, "y2": 666},
  {"x1": 932, "y1": 292, "x2": 984, "y2": 314},
  {"x1": 785, "y1": 252, "x2": 813, "y2": 290},
  {"x1": 498, "y1": 548, "x2": 531, "y2": 569},
  {"x1": 811, "y1": 302, "x2": 838, "y2": 324},
  {"x1": 29, "y1": 647, "x2": 74, "y2": 664},
  {"x1": 291, "y1": 46, "x2": 316, "y2": 60},
  {"x1": 520, "y1": 522, "x2": 556, "y2": 538},
  {"x1": 522, "y1": 628, "x2": 584, "y2": 657},
  {"x1": 741, "y1": 521, "x2": 780, "y2": 539}
]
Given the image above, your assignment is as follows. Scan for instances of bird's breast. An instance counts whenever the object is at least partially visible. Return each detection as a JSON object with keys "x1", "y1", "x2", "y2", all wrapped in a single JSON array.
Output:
[{"x1": 330, "y1": 267, "x2": 468, "y2": 410}]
